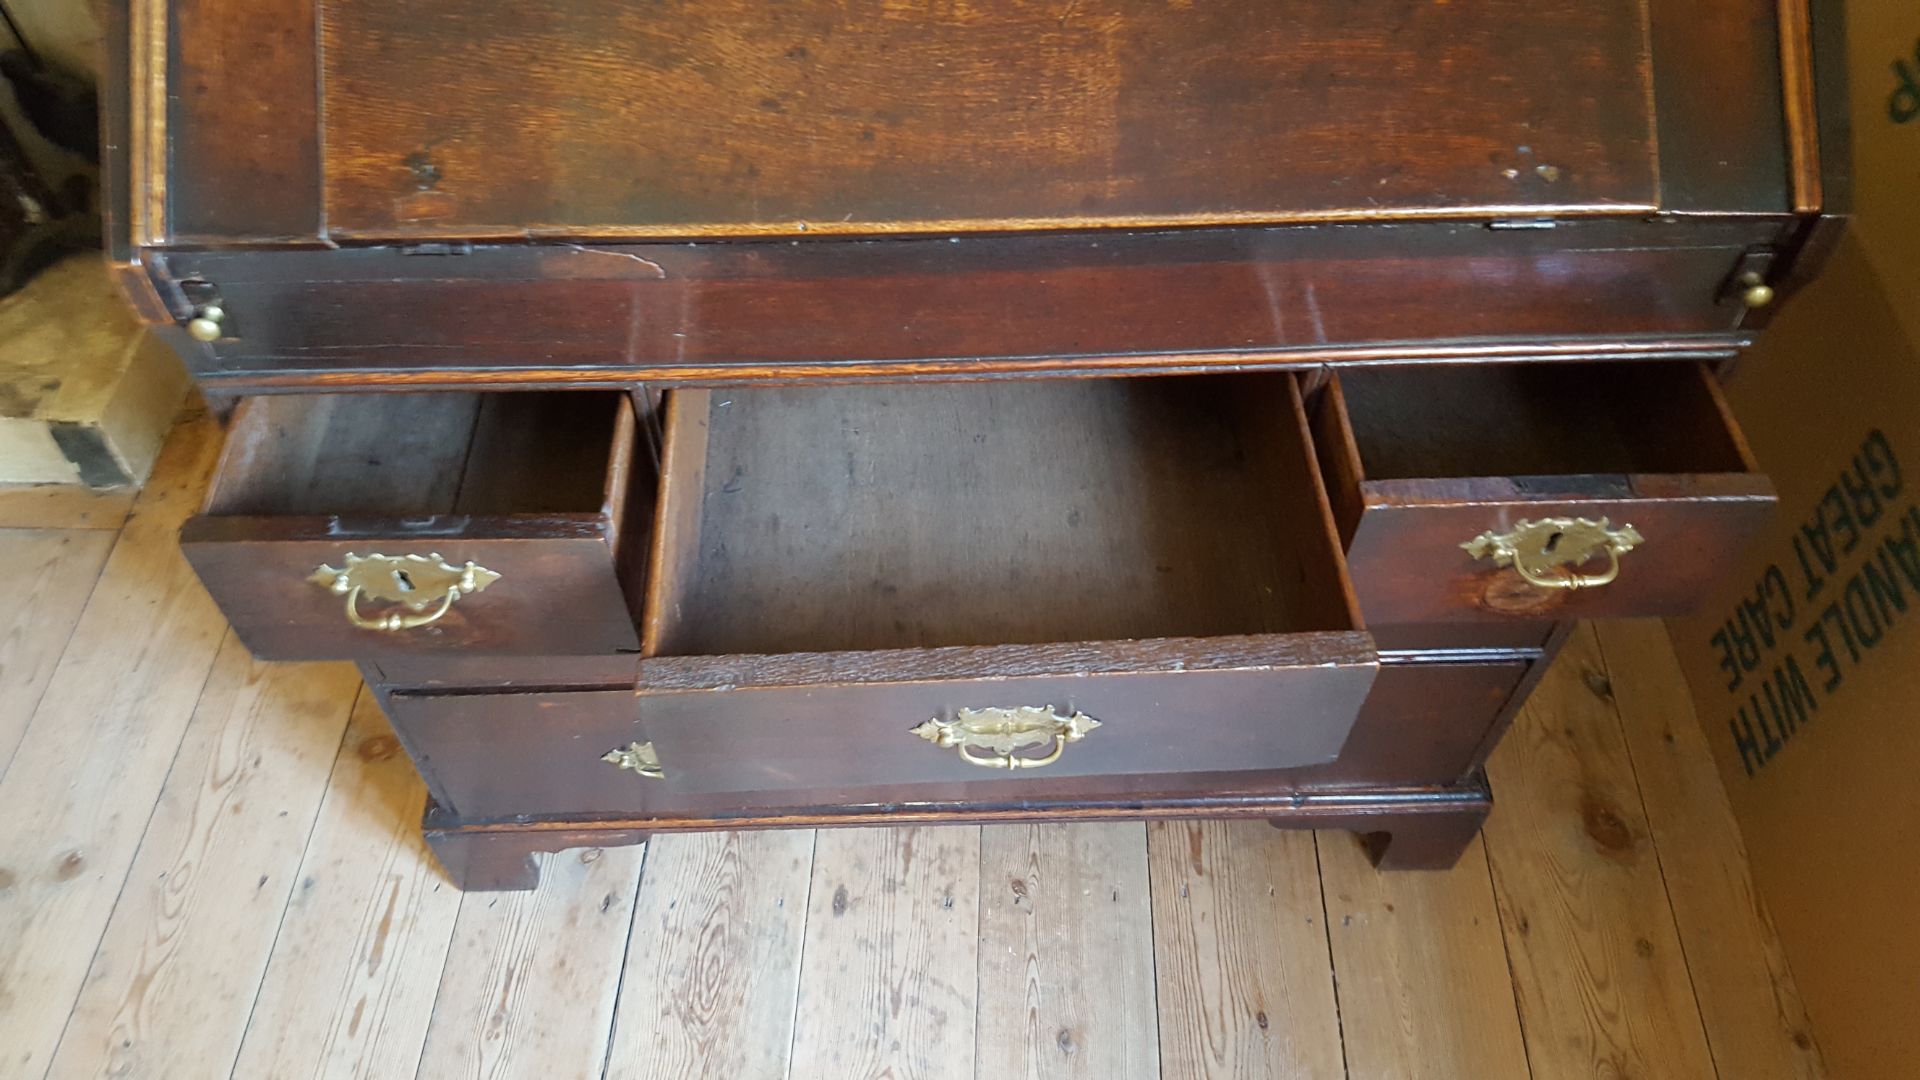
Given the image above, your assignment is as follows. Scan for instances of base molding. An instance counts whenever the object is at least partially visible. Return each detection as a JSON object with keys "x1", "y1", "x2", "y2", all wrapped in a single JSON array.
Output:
[{"x1": 422, "y1": 777, "x2": 1493, "y2": 890}]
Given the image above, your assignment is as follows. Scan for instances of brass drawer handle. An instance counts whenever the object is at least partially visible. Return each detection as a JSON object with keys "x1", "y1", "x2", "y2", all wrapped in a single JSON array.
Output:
[
  {"x1": 308, "y1": 553, "x2": 501, "y2": 632},
  {"x1": 602, "y1": 741, "x2": 665, "y2": 779},
  {"x1": 1462, "y1": 517, "x2": 1644, "y2": 591},
  {"x1": 911, "y1": 706, "x2": 1100, "y2": 771}
]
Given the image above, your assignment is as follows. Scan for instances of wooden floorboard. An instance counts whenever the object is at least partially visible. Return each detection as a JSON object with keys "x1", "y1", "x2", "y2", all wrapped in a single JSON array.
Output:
[
  {"x1": 1147, "y1": 820, "x2": 1345, "y2": 1079},
  {"x1": 229, "y1": 693, "x2": 463, "y2": 1080},
  {"x1": 414, "y1": 843, "x2": 647, "y2": 1080},
  {"x1": 0, "y1": 414, "x2": 230, "y2": 1080},
  {"x1": 977, "y1": 822, "x2": 1159, "y2": 1080},
  {"x1": 0, "y1": 528, "x2": 114, "y2": 775},
  {"x1": 0, "y1": 418, "x2": 1831, "y2": 1080},
  {"x1": 1595, "y1": 620, "x2": 1828, "y2": 1080},
  {"x1": 788, "y1": 826, "x2": 982, "y2": 1080},
  {"x1": 604, "y1": 830, "x2": 815, "y2": 1080},
  {"x1": 1318, "y1": 831, "x2": 1532, "y2": 1080},
  {"x1": 42, "y1": 644, "x2": 360, "y2": 1079},
  {"x1": 1482, "y1": 623, "x2": 1719, "y2": 1080}
]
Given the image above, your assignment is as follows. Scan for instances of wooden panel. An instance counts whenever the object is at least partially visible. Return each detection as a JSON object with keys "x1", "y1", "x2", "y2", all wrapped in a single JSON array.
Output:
[
  {"x1": 414, "y1": 843, "x2": 646, "y2": 1079},
  {"x1": 604, "y1": 831, "x2": 815, "y2": 1080},
  {"x1": 977, "y1": 823, "x2": 1158, "y2": 1080},
  {"x1": 229, "y1": 693, "x2": 464, "y2": 1079},
  {"x1": 0, "y1": 530, "x2": 114, "y2": 772},
  {"x1": 1319, "y1": 832, "x2": 1530, "y2": 1079},
  {"x1": 1482, "y1": 624, "x2": 1718, "y2": 1079},
  {"x1": 1595, "y1": 620, "x2": 1826, "y2": 1079},
  {"x1": 163, "y1": 227, "x2": 1771, "y2": 387},
  {"x1": 0, "y1": 415, "x2": 230, "y2": 1078},
  {"x1": 318, "y1": 0, "x2": 1656, "y2": 238},
  {"x1": 1650, "y1": 0, "x2": 1790, "y2": 212},
  {"x1": 391, "y1": 657, "x2": 1516, "y2": 823},
  {"x1": 788, "y1": 827, "x2": 979, "y2": 1080},
  {"x1": 43, "y1": 644, "x2": 359, "y2": 1078},
  {"x1": 167, "y1": 0, "x2": 321, "y2": 240},
  {"x1": 1148, "y1": 820, "x2": 1343, "y2": 1078}
]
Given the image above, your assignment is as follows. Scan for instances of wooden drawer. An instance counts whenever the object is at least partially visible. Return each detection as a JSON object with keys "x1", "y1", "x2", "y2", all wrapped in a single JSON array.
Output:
[
  {"x1": 181, "y1": 391, "x2": 650, "y2": 660},
  {"x1": 383, "y1": 655, "x2": 1522, "y2": 820},
  {"x1": 631, "y1": 374, "x2": 1377, "y2": 794},
  {"x1": 1312, "y1": 362, "x2": 1776, "y2": 623}
]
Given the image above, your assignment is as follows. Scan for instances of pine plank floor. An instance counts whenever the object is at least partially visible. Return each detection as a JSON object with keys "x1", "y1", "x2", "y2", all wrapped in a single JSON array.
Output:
[{"x1": 0, "y1": 421, "x2": 1825, "y2": 1080}]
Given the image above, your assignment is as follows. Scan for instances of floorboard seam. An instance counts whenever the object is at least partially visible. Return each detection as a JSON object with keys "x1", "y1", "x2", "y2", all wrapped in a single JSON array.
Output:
[{"x1": 595, "y1": 834, "x2": 654, "y2": 1080}]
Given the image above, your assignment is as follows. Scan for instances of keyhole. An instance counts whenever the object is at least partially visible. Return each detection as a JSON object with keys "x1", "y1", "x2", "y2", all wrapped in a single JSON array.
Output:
[
  {"x1": 1543, "y1": 531, "x2": 1564, "y2": 554},
  {"x1": 393, "y1": 570, "x2": 415, "y2": 592}
]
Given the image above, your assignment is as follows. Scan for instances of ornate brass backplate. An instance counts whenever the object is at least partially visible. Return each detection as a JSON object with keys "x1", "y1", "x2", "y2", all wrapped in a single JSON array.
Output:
[
  {"x1": 602, "y1": 741, "x2": 665, "y2": 779},
  {"x1": 911, "y1": 706, "x2": 1100, "y2": 770},
  {"x1": 308, "y1": 552, "x2": 501, "y2": 632},
  {"x1": 1461, "y1": 517, "x2": 1644, "y2": 590}
]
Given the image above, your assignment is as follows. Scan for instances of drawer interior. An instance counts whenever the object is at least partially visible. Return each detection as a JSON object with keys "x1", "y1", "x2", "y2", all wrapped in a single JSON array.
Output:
[
  {"x1": 1331, "y1": 362, "x2": 1755, "y2": 481},
  {"x1": 644, "y1": 374, "x2": 1359, "y2": 657},
  {"x1": 202, "y1": 391, "x2": 630, "y2": 518}
]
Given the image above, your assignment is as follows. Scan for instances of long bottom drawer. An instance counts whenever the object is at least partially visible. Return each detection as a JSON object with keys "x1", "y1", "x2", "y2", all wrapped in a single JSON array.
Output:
[{"x1": 376, "y1": 658, "x2": 1528, "y2": 820}]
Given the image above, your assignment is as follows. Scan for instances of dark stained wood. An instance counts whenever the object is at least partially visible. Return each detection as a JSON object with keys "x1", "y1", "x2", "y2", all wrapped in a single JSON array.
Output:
[
  {"x1": 167, "y1": 0, "x2": 322, "y2": 241},
  {"x1": 1317, "y1": 364, "x2": 1778, "y2": 624},
  {"x1": 648, "y1": 377, "x2": 1357, "y2": 656},
  {"x1": 1777, "y1": 0, "x2": 1822, "y2": 214},
  {"x1": 381, "y1": 654, "x2": 1518, "y2": 822},
  {"x1": 182, "y1": 392, "x2": 652, "y2": 660},
  {"x1": 317, "y1": 0, "x2": 1656, "y2": 239},
  {"x1": 421, "y1": 782, "x2": 1490, "y2": 892},
  {"x1": 359, "y1": 654, "x2": 638, "y2": 691},
  {"x1": 1348, "y1": 795, "x2": 1492, "y2": 871},
  {"x1": 154, "y1": 224, "x2": 1775, "y2": 385},
  {"x1": 1649, "y1": 0, "x2": 1789, "y2": 213}
]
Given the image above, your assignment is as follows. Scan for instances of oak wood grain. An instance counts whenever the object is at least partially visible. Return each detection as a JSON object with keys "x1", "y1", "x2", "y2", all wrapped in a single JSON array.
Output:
[
  {"x1": 603, "y1": 831, "x2": 815, "y2": 1080},
  {"x1": 0, "y1": 530, "x2": 114, "y2": 774},
  {"x1": 1481, "y1": 624, "x2": 1718, "y2": 1079},
  {"x1": 0, "y1": 414, "x2": 229, "y2": 1077},
  {"x1": 1318, "y1": 831, "x2": 1530, "y2": 1079},
  {"x1": 789, "y1": 826, "x2": 980, "y2": 1080},
  {"x1": 1147, "y1": 820, "x2": 1342, "y2": 1078},
  {"x1": 977, "y1": 823, "x2": 1158, "y2": 1080},
  {"x1": 414, "y1": 843, "x2": 647, "y2": 1080},
  {"x1": 42, "y1": 643, "x2": 359, "y2": 1079},
  {"x1": 1595, "y1": 620, "x2": 1827, "y2": 1080},
  {"x1": 229, "y1": 692, "x2": 465, "y2": 1080}
]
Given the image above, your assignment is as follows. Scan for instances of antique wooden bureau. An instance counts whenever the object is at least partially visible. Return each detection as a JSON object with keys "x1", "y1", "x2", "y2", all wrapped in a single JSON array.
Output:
[{"x1": 104, "y1": 0, "x2": 1845, "y2": 889}]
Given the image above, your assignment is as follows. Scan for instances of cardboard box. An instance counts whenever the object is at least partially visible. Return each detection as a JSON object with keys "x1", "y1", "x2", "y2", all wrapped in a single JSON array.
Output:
[{"x1": 1668, "y1": 5, "x2": 1920, "y2": 1076}]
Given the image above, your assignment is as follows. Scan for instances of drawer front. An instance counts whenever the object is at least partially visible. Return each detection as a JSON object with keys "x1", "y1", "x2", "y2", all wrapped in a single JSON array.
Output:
[
  {"x1": 183, "y1": 522, "x2": 639, "y2": 660},
  {"x1": 183, "y1": 391, "x2": 647, "y2": 661},
  {"x1": 1315, "y1": 364, "x2": 1776, "y2": 624},
  {"x1": 1344, "y1": 479, "x2": 1776, "y2": 623},
  {"x1": 384, "y1": 655, "x2": 1515, "y2": 822},
  {"x1": 386, "y1": 688, "x2": 641, "y2": 818},
  {"x1": 638, "y1": 635, "x2": 1378, "y2": 795}
]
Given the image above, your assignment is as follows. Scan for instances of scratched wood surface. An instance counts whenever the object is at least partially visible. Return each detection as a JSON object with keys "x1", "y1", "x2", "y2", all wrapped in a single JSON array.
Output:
[{"x1": 0, "y1": 420, "x2": 1831, "y2": 1080}]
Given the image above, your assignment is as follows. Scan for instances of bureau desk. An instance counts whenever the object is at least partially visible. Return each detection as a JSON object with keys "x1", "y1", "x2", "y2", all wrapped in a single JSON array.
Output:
[{"x1": 104, "y1": 0, "x2": 1846, "y2": 889}]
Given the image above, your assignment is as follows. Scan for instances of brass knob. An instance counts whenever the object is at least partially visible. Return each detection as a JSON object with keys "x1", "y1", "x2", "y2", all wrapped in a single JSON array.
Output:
[
  {"x1": 186, "y1": 304, "x2": 226, "y2": 343},
  {"x1": 1738, "y1": 273, "x2": 1775, "y2": 309}
]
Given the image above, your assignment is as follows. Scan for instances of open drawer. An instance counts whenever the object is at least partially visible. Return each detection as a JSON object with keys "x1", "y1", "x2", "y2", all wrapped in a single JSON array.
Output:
[
  {"x1": 1312, "y1": 362, "x2": 1776, "y2": 623},
  {"x1": 632, "y1": 375, "x2": 1378, "y2": 795},
  {"x1": 181, "y1": 391, "x2": 650, "y2": 660}
]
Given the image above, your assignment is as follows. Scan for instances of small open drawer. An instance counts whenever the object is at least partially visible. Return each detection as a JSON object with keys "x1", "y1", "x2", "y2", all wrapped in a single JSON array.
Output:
[
  {"x1": 182, "y1": 392, "x2": 650, "y2": 660},
  {"x1": 632, "y1": 375, "x2": 1378, "y2": 795},
  {"x1": 1311, "y1": 362, "x2": 1775, "y2": 623}
]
